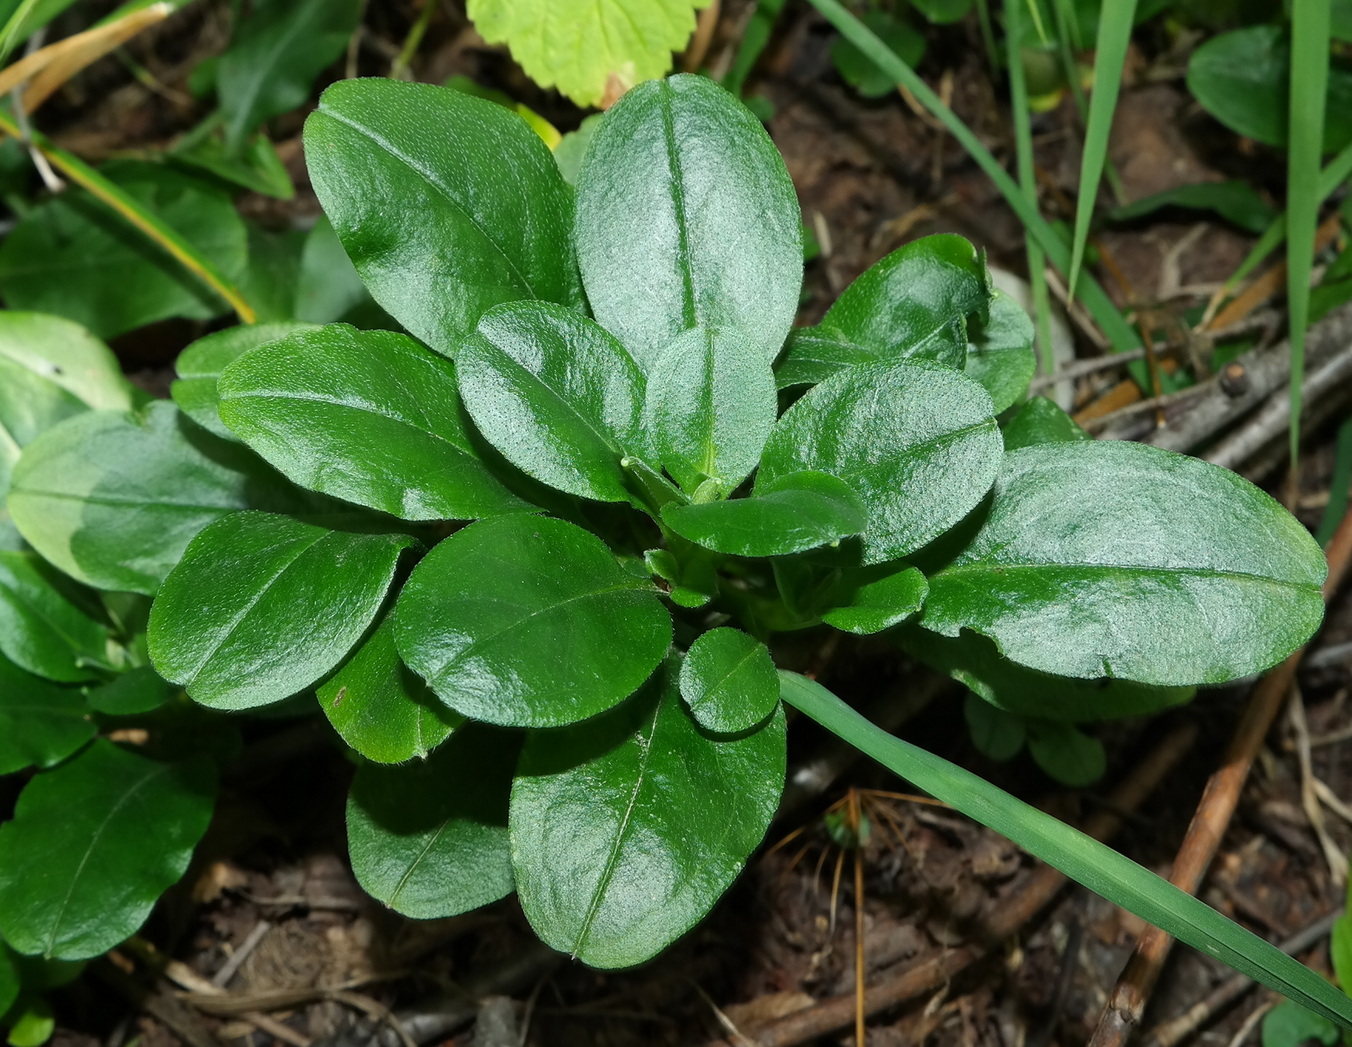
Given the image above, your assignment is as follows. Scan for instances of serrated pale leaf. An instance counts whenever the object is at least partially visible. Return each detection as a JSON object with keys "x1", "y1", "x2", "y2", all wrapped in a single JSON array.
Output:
[
  {"x1": 148, "y1": 512, "x2": 416, "y2": 710},
  {"x1": 511, "y1": 661, "x2": 785, "y2": 967},
  {"x1": 758, "y1": 362, "x2": 1002, "y2": 564},
  {"x1": 575, "y1": 75, "x2": 801, "y2": 371},
  {"x1": 921, "y1": 442, "x2": 1327, "y2": 685},
  {"x1": 396, "y1": 515, "x2": 671, "y2": 728}
]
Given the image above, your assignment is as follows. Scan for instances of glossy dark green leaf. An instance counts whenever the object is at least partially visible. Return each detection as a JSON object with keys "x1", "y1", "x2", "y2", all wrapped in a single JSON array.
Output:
[
  {"x1": 903, "y1": 627, "x2": 1194, "y2": 722},
  {"x1": 459, "y1": 302, "x2": 648, "y2": 503},
  {"x1": 0, "y1": 551, "x2": 109, "y2": 682},
  {"x1": 820, "y1": 564, "x2": 927, "y2": 635},
  {"x1": 1000, "y1": 396, "x2": 1091, "y2": 451},
  {"x1": 1186, "y1": 26, "x2": 1352, "y2": 153},
  {"x1": 679, "y1": 628, "x2": 779, "y2": 733},
  {"x1": 758, "y1": 362, "x2": 1002, "y2": 564},
  {"x1": 1027, "y1": 721, "x2": 1105, "y2": 787},
  {"x1": 318, "y1": 613, "x2": 461, "y2": 764},
  {"x1": 172, "y1": 322, "x2": 320, "y2": 439},
  {"x1": 965, "y1": 289, "x2": 1036, "y2": 413},
  {"x1": 661, "y1": 470, "x2": 866, "y2": 557},
  {"x1": 646, "y1": 327, "x2": 776, "y2": 495},
  {"x1": 305, "y1": 79, "x2": 582, "y2": 356},
  {"x1": 0, "y1": 313, "x2": 133, "y2": 412},
  {"x1": 7, "y1": 402, "x2": 280, "y2": 594},
  {"x1": 0, "y1": 164, "x2": 248, "y2": 338},
  {"x1": 1106, "y1": 181, "x2": 1278, "y2": 235},
  {"x1": 219, "y1": 324, "x2": 528, "y2": 521},
  {"x1": 148, "y1": 512, "x2": 416, "y2": 710},
  {"x1": 575, "y1": 74, "x2": 802, "y2": 371},
  {"x1": 962, "y1": 692, "x2": 1025, "y2": 762},
  {"x1": 821, "y1": 234, "x2": 990, "y2": 369},
  {"x1": 346, "y1": 724, "x2": 516, "y2": 919},
  {"x1": 773, "y1": 325, "x2": 877, "y2": 390},
  {"x1": 84, "y1": 666, "x2": 172, "y2": 717},
  {"x1": 511, "y1": 661, "x2": 786, "y2": 967},
  {"x1": 0, "y1": 654, "x2": 93, "y2": 775},
  {"x1": 830, "y1": 8, "x2": 925, "y2": 98},
  {"x1": 921, "y1": 442, "x2": 1327, "y2": 685},
  {"x1": 396, "y1": 515, "x2": 671, "y2": 728},
  {"x1": 217, "y1": 0, "x2": 363, "y2": 153},
  {"x1": 0, "y1": 740, "x2": 216, "y2": 959}
]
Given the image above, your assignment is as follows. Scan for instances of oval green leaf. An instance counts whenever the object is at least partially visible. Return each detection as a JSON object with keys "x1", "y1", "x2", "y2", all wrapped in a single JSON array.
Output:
[
  {"x1": 758, "y1": 362, "x2": 1002, "y2": 564},
  {"x1": 219, "y1": 324, "x2": 528, "y2": 521},
  {"x1": 575, "y1": 74, "x2": 802, "y2": 371},
  {"x1": 305, "y1": 79, "x2": 582, "y2": 356},
  {"x1": 0, "y1": 654, "x2": 94, "y2": 775},
  {"x1": 0, "y1": 551, "x2": 110, "y2": 682},
  {"x1": 1000, "y1": 396, "x2": 1091, "y2": 451},
  {"x1": 0, "y1": 312, "x2": 133, "y2": 412},
  {"x1": 396, "y1": 515, "x2": 672, "y2": 728},
  {"x1": 148, "y1": 511, "x2": 416, "y2": 710},
  {"x1": 921, "y1": 442, "x2": 1327, "y2": 685},
  {"x1": 511, "y1": 661, "x2": 786, "y2": 967},
  {"x1": 318, "y1": 613, "x2": 462, "y2": 764},
  {"x1": 646, "y1": 327, "x2": 776, "y2": 495},
  {"x1": 661, "y1": 470, "x2": 867, "y2": 557},
  {"x1": 679, "y1": 628, "x2": 779, "y2": 734},
  {"x1": 820, "y1": 564, "x2": 928, "y2": 635},
  {"x1": 822, "y1": 234, "x2": 990, "y2": 369},
  {"x1": 1027, "y1": 721, "x2": 1106, "y2": 787},
  {"x1": 965, "y1": 289, "x2": 1036, "y2": 414},
  {"x1": 0, "y1": 740, "x2": 216, "y2": 959},
  {"x1": 459, "y1": 302, "x2": 648, "y2": 503},
  {"x1": 346, "y1": 724, "x2": 517, "y2": 919}
]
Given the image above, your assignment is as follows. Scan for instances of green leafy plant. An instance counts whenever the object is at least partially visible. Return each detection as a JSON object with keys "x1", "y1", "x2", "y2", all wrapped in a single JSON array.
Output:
[{"x1": 6, "y1": 72, "x2": 1351, "y2": 1027}]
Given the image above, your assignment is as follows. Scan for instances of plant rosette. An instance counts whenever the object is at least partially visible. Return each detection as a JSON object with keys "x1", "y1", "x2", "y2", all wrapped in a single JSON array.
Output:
[{"x1": 78, "y1": 72, "x2": 1348, "y2": 1025}]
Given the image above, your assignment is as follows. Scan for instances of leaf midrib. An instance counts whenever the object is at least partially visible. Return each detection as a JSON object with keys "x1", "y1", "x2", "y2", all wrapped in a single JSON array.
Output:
[{"x1": 935, "y1": 560, "x2": 1319, "y2": 587}]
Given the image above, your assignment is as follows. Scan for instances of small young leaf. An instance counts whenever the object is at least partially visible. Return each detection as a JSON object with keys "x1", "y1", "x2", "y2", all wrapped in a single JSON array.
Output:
[
  {"x1": 773, "y1": 325, "x2": 878, "y2": 390},
  {"x1": 680, "y1": 628, "x2": 779, "y2": 733},
  {"x1": 346, "y1": 724, "x2": 516, "y2": 919},
  {"x1": 758, "y1": 362, "x2": 1002, "y2": 564},
  {"x1": 646, "y1": 327, "x2": 777, "y2": 495},
  {"x1": 172, "y1": 321, "x2": 320, "y2": 439},
  {"x1": 83, "y1": 666, "x2": 171, "y2": 717},
  {"x1": 318, "y1": 613, "x2": 461, "y2": 765},
  {"x1": 1001, "y1": 396, "x2": 1091, "y2": 451},
  {"x1": 511, "y1": 661, "x2": 786, "y2": 967},
  {"x1": 0, "y1": 654, "x2": 94, "y2": 775},
  {"x1": 830, "y1": 8, "x2": 925, "y2": 98},
  {"x1": 305, "y1": 79, "x2": 582, "y2": 356},
  {"x1": 396, "y1": 515, "x2": 672, "y2": 728},
  {"x1": 965, "y1": 289, "x2": 1037, "y2": 414},
  {"x1": 820, "y1": 564, "x2": 927, "y2": 635},
  {"x1": 149, "y1": 512, "x2": 416, "y2": 710},
  {"x1": 1027, "y1": 721, "x2": 1106, "y2": 787},
  {"x1": 962, "y1": 691, "x2": 1025, "y2": 762},
  {"x1": 0, "y1": 551, "x2": 110, "y2": 682},
  {"x1": 7, "y1": 402, "x2": 281, "y2": 595},
  {"x1": 921, "y1": 442, "x2": 1327, "y2": 685},
  {"x1": 821, "y1": 234, "x2": 990, "y2": 369},
  {"x1": 219, "y1": 324, "x2": 529, "y2": 521},
  {"x1": 0, "y1": 312, "x2": 133, "y2": 412},
  {"x1": 661, "y1": 470, "x2": 867, "y2": 557},
  {"x1": 1106, "y1": 181, "x2": 1279, "y2": 235},
  {"x1": 0, "y1": 740, "x2": 216, "y2": 959},
  {"x1": 459, "y1": 302, "x2": 648, "y2": 503},
  {"x1": 575, "y1": 75, "x2": 802, "y2": 371},
  {"x1": 1261, "y1": 1002, "x2": 1341, "y2": 1047}
]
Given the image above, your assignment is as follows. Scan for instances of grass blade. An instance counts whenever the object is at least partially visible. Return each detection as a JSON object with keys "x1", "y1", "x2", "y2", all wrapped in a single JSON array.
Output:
[
  {"x1": 806, "y1": 0, "x2": 1140, "y2": 352},
  {"x1": 779, "y1": 670, "x2": 1352, "y2": 1031},
  {"x1": 1065, "y1": 0, "x2": 1136, "y2": 301},
  {"x1": 1286, "y1": 0, "x2": 1330, "y2": 464}
]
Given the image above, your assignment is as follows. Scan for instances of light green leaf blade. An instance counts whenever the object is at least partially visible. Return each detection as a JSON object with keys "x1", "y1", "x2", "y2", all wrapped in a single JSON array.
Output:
[
  {"x1": 758, "y1": 362, "x2": 1002, "y2": 564},
  {"x1": 396, "y1": 515, "x2": 672, "y2": 728},
  {"x1": 679, "y1": 628, "x2": 779, "y2": 734},
  {"x1": 0, "y1": 654, "x2": 94, "y2": 775},
  {"x1": 459, "y1": 302, "x2": 648, "y2": 503},
  {"x1": 148, "y1": 512, "x2": 416, "y2": 710},
  {"x1": 318, "y1": 613, "x2": 462, "y2": 765},
  {"x1": 575, "y1": 74, "x2": 802, "y2": 372},
  {"x1": 661, "y1": 470, "x2": 867, "y2": 558},
  {"x1": 778, "y1": 670, "x2": 1352, "y2": 1032},
  {"x1": 921, "y1": 442, "x2": 1327, "y2": 685},
  {"x1": 466, "y1": 0, "x2": 708, "y2": 107},
  {"x1": 0, "y1": 740, "x2": 216, "y2": 960},
  {"x1": 511, "y1": 661, "x2": 785, "y2": 967},
  {"x1": 646, "y1": 327, "x2": 776, "y2": 495},
  {"x1": 820, "y1": 564, "x2": 927, "y2": 635},
  {"x1": 304, "y1": 79, "x2": 582, "y2": 356},
  {"x1": 347, "y1": 724, "x2": 516, "y2": 919},
  {"x1": 965, "y1": 289, "x2": 1036, "y2": 414},
  {"x1": 0, "y1": 551, "x2": 110, "y2": 682},
  {"x1": 0, "y1": 313, "x2": 133, "y2": 412}
]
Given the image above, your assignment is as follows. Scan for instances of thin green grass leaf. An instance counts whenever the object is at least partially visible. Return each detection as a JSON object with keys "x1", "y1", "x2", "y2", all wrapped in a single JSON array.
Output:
[
  {"x1": 806, "y1": 0, "x2": 1139, "y2": 353},
  {"x1": 1286, "y1": 0, "x2": 1330, "y2": 464},
  {"x1": 1315, "y1": 418, "x2": 1352, "y2": 547},
  {"x1": 779, "y1": 671, "x2": 1352, "y2": 1031},
  {"x1": 975, "y1": 0, "x2": 999, "y2": 76},
  {"x1": 1066, "y1": 0, "x2": 1136, "y2": 301}
]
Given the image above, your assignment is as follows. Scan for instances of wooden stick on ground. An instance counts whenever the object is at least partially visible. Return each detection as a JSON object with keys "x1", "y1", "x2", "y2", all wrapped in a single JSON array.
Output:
[{"x1": 1086, "y1": 507, "x2": 1352, "y2": 1047}]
